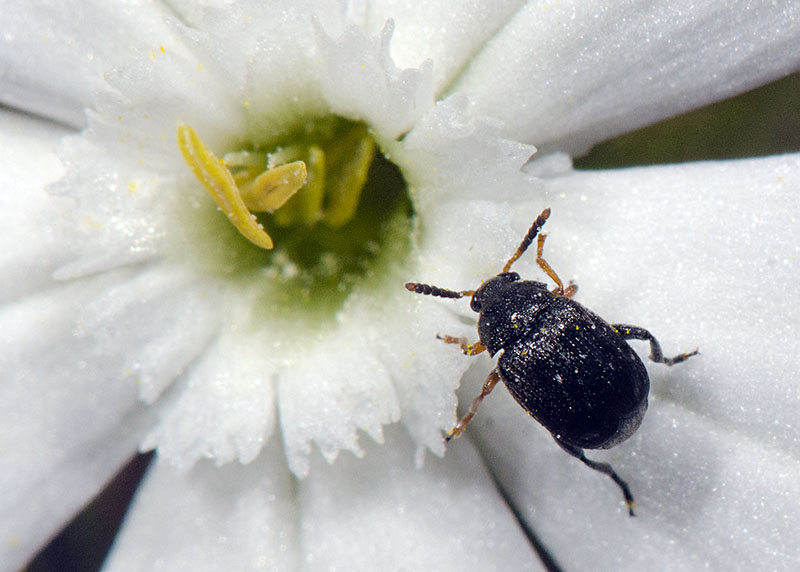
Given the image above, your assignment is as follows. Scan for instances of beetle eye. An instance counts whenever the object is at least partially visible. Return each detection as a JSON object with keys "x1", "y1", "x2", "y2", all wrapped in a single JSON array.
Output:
[
  {"x1": 470, "y1": 295, "x2": 482, "y2": 312},
  {"x1": 498, "y1": 272, "x2": 520, "y2": 282}
]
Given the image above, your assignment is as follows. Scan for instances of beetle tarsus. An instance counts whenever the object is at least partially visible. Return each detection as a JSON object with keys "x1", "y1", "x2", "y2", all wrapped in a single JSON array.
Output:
[
  {"x1": 556, "y1": 440, "x2": 637, "y2": 517},
  {"x1": 612, "y1": 323, "x2": 699, "y2": 367}
]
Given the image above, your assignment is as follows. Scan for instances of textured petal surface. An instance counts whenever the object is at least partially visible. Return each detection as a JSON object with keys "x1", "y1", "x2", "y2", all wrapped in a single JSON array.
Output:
[
  {"x1": 0, "y1": 108, "x2": 74, "y2": 302},
  {"x1": 455, "y1": 1, "x2": 800, "y2": 155},
  {"x1": 108, "y1": 427, "x2": 542, "y2": 571},
  {"x1": 463, "y1": 152, "x2": 800, "y2": 571},
  {"x1": 359, "y1": 0, "x2": 526, "y2": 93},
  {"x1": 314, "y1": 19, "x2": 434, "y2": 141},
  {"x1": 297, "y1": 424, "x2": 541, "y2": 572},
  {"x1": 103, "y1": 442, "x2": 300, "y2": 572},
  {"x1": 278, "y1": 320, "x2": 401, "y2": 477},
  {"x1": 399, "y1": 93, "x2": 539, "y2": 207},
  {"x1": 0, "y1": 0, "x2": 180, "y2": 127},
  {"x1": 142, "y1": 324, "x2": 279, "y2": 468},
  {"x1": 0, "y1": 271, "x2": 155, "y2": 571}
]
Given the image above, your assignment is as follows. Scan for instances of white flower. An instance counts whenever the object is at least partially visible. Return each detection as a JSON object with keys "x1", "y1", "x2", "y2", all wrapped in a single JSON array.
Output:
[{"x1": 1, "y1": 1, "x2": 799, "y2": 571}]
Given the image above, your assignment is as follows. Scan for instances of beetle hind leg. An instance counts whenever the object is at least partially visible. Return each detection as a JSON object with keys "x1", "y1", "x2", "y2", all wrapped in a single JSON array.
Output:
[
  {"x1": 446, "y1": 369, "x2": 500, "y2": 441},
  {"x1": 555, "y1": 439, "x2": 636, "y2": 517},
  {"x1": 613, "y1": 323, "x2": 699, "y2": 365}
]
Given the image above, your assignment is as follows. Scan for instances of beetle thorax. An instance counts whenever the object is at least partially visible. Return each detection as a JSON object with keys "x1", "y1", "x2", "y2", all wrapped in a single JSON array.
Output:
[{"x1": 472, "y1": 274, "x2": 557, "y2": 355}]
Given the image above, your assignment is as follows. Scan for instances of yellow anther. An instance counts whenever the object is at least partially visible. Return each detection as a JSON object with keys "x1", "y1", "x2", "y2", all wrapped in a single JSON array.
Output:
[
  {"x1": 239, "y1": 161, "x2": 307, "y2": 213},
  {"x1": 177, "y1": 124, "x2": 308, "y2": 250},
  {"x1": 322, "y1": 127, "x2": 374, "y2": 227}
]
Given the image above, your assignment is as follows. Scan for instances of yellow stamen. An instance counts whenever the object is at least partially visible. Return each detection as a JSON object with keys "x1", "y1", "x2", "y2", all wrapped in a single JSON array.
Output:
[
  {"x1": 323, "y1": 129, "x2": 375, "y2": 228},
  {"x1": 274, "y1": 145, "x2": 326, "y2": 227},
  {"x1": 177, "y1": 124, "x2": 307, "y2": 250},
  {"x1": 239, "y1": 161, "x2": 307, "y2": 213}
]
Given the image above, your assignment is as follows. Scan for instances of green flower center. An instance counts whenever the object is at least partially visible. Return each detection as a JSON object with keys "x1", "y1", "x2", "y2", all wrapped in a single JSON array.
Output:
[{"x1": 175, "y1": 116, "x2": 412, "y2": 322}]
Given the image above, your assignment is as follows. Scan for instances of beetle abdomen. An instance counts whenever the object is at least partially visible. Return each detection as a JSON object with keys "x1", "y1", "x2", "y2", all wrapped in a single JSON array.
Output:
[{"x1": 498, "y1": 298, "x2": 649, "y2": 450}]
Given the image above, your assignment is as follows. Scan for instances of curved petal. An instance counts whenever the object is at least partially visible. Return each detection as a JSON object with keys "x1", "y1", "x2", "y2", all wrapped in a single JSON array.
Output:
[
  {"x1": 103, "y1": 441, "x2": 300, "y2": 571},
  {"x1": 314, "y1": 19, "x2": 435, "y2": 141},
  {"x1": 277, "y1": 322, "x2": 401, "y2": 477},
  {"x1": 467, "y1": 152, "x2": 800, "y2": 570},
  {"x1": 455, "y1": 1, "x2": 800, "y2": 155},
  {"x1": 297, "y1": 424, "x2": 542, "y2": 571},
  {"x1": 0, "y1": 0, "x2": 181, "y2": 127},
  {"x1": 142, "y1": 315, "x2": 280, "y2": 469},
  {"x1": 359, "y1": 0, "x2": 527, "y2": 94},
  {"x1": 0, "y1": 108, "x2": 75, "y2": 303},
  {"x1": 0, "y1": 271, "x2": 157, "y2": 571},
  {"x1": 399, "y1": 93, "x2": 540, "y2": 207}
]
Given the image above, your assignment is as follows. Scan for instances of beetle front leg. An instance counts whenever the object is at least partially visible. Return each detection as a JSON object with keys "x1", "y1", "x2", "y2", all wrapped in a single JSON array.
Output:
[
  {"x1": 555, "y1": 439, "x2": 636, "y2": 517},
  {"x1": 613, "y1": 323, "x2": 699, "y2": 365},
  {"x1": 436, "y1": 334, "x2": 487, "y2": 356},
  {"x1": 446, "y1": 368, "x2": 500, "y2": 441}
]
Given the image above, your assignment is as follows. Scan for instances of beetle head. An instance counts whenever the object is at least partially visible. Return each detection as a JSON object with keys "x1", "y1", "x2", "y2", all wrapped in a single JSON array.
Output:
[{"x1": 470, "y1": 272, "x2": 520, "y2": 312}]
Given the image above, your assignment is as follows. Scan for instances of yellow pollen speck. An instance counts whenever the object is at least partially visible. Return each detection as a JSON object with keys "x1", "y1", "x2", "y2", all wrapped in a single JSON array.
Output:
[
  {"x1": 160, "y1": 45, "x2": 166, "y2": 53},
  {"x1": 82, "y1": 216, "x2": 104, "y2": 230},
  {"x1": 197, "y1": 63, "x2": 205, "y2": 71},
  {"x1": 243, "y1": 100, "x2": 251, "y2": 108},
  {"x1": 177, "y1": 124, "x2": 308, "y2": 250},
  {"x1": 128, "y1": 182, "x2": 137, "y2": 193},
  {"x1": 575, "y1": 325, "x2": 580, "y2": 330}
]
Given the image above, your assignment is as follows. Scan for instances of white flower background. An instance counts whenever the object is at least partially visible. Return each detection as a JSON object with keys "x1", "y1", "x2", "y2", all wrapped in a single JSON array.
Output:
[{"x1": 2, "y1": 1, "x2": 800, "y2": 571}]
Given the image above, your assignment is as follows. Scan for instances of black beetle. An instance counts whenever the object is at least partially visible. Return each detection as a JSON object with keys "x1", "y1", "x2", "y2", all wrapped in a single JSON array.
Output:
[{"x1": 405, "y1": 208, "x2": 697, "y2": 515}]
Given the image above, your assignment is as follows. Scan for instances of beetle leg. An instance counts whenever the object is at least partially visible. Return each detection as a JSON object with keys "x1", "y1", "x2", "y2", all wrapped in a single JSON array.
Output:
[
  {"x1": 535, "y1": 233, "x2": 567, "y2": 296},
  {"x1": 445, "y1": 369, "x2": 501, "y2": 441},
  {"x1": 436, "y1": 334, "x2": 487, "y2": 356},
  {"x1": 555, "y1": 439, "x2": 636, "y2": 517},
  {"x1": 612, "y1": 324, "x2": 699, "y2": 366}
]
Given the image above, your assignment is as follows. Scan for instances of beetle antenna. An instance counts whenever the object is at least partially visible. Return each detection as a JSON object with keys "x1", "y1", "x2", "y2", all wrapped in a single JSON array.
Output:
[
  {"x1": 405, "y1": 282, "x2": 475, "y2": 299},
  {"x1": 502, "y1": 207, "x2": 551, "y2": 273}
]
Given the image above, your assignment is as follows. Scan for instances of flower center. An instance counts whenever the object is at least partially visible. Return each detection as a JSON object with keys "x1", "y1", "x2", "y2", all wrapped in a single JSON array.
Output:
[{"x1": 174, "y1": 116, "x2": 412, "y2": 321}]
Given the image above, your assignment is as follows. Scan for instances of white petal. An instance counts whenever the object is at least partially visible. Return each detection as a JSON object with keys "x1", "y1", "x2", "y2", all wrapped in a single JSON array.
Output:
[
  {"x1": 314, "y1": 20, "x2": 435, "y2": 141},
  {"x1": 298, "y1": 424, "x2": 542, "y2": 571},
  {"x1": 104, "y1": 442, "x2": 300, "y2": 572},
  {"x1": 360, "y1": 0, "x2": 527, "y2": 93},
  {"x1": 278, "y1": 322, "x2": 401, "y2": 477},
  {"x1": 73, "y1": 263, "x2": 220, "y2": 403},
  {"x1": 0, "y1": 0, "x2": 182, "y2": 127},
  {"x1": 399, "y1": 94, "x2": 540, "y2": 207},
  {"x1": 455, "y1": 2, "x2": 800, "y2": 155},
  {"x1": 143, "y1": 320, "x2": 280, "y2": 469},
  {"x1": 465, "y1": 153, "x2": 800, "y2": 570},
  {"x1": 341, "y1": 286, "x2": 469, "y2": 460},
  {"x1": 0, "y1": 271, "x2": 156, "y2": 570},
  {"x1": 0, "y1": 108, "x2": 74, "y2": 302}
]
